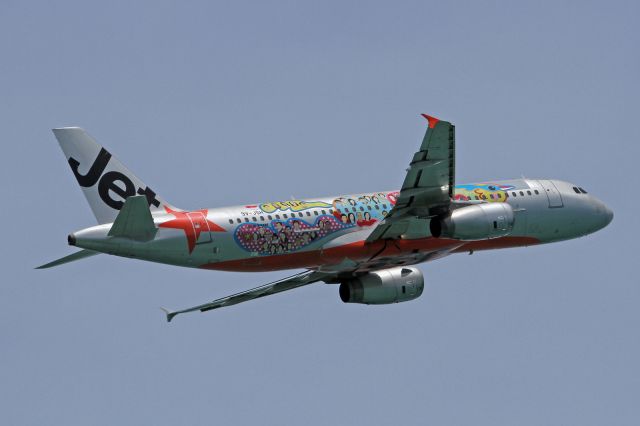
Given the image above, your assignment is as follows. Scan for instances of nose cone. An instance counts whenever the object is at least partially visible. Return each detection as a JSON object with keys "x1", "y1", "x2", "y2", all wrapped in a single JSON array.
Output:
[
  {"x1": 603, "y1": 205, "x2": 614, "y2": 227},
  {"x1": 592, "y1": 200, "x2": 613, "y2": 232}
]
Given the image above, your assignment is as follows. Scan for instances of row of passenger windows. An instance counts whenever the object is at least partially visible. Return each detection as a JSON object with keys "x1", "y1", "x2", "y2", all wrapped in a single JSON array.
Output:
[
  {"x1": 228, "y1": 209, "x2": 334, "y2": 225},
  {"x1": 511, "y1": 189, "x2": 539, "y2": 197},
  {"x1": 344, "y1": 204, "x2": 388, "y2": 212},
  {"x1": 573, "y1": 186, "x2": 588, "y2": 194},
  {"x1": 226, "y1": 203, "x2": 391, "y2": 225}
]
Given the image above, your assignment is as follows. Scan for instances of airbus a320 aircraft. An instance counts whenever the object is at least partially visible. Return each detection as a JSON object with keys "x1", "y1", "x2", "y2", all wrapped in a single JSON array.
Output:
[{"x1": 38, "y1": 115, "x2": 613, "y2": 321}]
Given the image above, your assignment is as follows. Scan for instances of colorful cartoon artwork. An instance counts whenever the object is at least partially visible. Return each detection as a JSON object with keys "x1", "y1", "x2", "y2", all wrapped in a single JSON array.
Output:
[
  {"x1": 235, "y1": 191, "x2": 399, "y2": 255},
  {"x1": 332, "y1": 191, "x2": 399, "y2": 227},
  {"x1": 453, "y1": 183, "x2": 515, "y2": 202},
  {"x1": 259, "y1": 200, "x2": 332, "y2": 213},
  {"x1": 235, "y1": 215, "x2": 350, "y2": 255}
]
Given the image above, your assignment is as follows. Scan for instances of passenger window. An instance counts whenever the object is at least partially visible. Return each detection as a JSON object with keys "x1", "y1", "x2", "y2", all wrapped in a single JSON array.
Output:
[
  {"x1": 519, "y1": 191, "x2": 524, "y2": 196},
  {"x1": 252, "y1": 217, "x2": 257, "y2": 222},
  {"x1": 512, "y1": 192, "x2": 517, "y2": 197},
  {"x1": 228, "y1": 219, "x2": 233, "y2": 224},
  {"x1": 260, "y1": 216, "x2": 265, "y2": 221},
  {"x1": 275, "y1": 214, "x2": 281, "y2": 219},
  {"x1": 573, "y1": 187, "x2": 581, "y2": 194},
  {"x1": 579, "y1": 187, "x2": 588, "y2": 194},
  {"x1": 359, "y1": 206, "x2": 364, "y2": 211},
  {"x1": 527, "y1": 190, "x2": 532, "y2": 195},
  {"x1": 329, "y1": 210, "x2": 333, "y2": 215},
  {"x1": 367, "y1": 205, "x2": 372, "y2": 210},
  {"x1": 474, "y1": 196, "x2": 479, "y2": 200},
  {"x1": 375, "y1": 205, "x2": 380, "y2": 210},
  {"x1": 236, "y1": 218, "x2": 241, "y2": 224},
  {"x1": 268, "y1": 215, "x2": 273, "y2": 220},
  {"x1": 534, "y1": 190, "x2": 539, "y2": 195},
  {"x1": 321, "y1": 210, "x2": 326, "y2": 214},
  {"x1": 314, "y1": 211, "x2": 319, "y2": 216},
  {"x1": 244, "y1": 218, "x2": 249, "y2": 223},
  {"x1": 306, "y1": 211, "x2": 311, "y2": 216},
  {"x1": 283, "y1": 214, "x2": 288, "y2": 218},
  {"x1": 493, "y1": 221, "x2": 497, "y2": 229}
]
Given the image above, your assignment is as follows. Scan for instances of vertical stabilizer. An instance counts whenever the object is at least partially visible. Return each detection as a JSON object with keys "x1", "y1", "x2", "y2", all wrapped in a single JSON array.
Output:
[{"x1": 53, "y1": 127, "x2": 173, "y2": 224}]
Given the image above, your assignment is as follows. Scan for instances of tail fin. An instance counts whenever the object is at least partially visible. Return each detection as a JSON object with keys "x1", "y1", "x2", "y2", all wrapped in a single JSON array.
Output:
[{"x1": 53, "y1": 127, "x2": 173, "y2": 224}]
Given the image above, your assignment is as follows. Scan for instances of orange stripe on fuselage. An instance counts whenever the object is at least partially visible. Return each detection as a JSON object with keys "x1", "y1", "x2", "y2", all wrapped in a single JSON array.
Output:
[{"x1": 200, "y1": 236, "x2": 540, "y2": 272}]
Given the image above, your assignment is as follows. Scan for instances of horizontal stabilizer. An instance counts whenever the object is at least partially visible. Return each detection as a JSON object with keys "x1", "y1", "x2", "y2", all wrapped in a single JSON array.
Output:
[
  {"x1": 108, "y1": 195, "x2": 158, "y2": 241},
  {"x1": 35, "y1": 249, "x2": 99, "y2": 269}
]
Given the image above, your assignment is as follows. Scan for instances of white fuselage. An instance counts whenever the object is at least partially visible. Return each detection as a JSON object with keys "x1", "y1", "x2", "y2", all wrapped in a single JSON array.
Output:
[{"x1": 69, "y1": 178, "x2": 612, "y2": 273}]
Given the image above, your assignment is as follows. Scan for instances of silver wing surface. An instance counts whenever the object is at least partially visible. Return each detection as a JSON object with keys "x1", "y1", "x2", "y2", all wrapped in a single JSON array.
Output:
[
  {"x1": 367, "y1": 115, "x2": 455, "y2": 241},
  {"x1": 162, "y1": 270, "x2": 331, "y2": 322}
]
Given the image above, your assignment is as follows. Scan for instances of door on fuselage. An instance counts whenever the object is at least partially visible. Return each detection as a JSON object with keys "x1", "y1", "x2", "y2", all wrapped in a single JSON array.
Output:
[
  {"x1": 187, "y1": 212, "x2": 212, "y2": 244},
  {"x1": 539, "y1": 180, "x2": 564, "y2": 208}
]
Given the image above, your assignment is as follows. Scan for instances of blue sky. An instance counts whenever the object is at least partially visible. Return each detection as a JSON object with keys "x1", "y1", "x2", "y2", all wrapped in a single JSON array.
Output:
[{"x1": 1, "y1": 1, "x2": 638, "y2": 425}]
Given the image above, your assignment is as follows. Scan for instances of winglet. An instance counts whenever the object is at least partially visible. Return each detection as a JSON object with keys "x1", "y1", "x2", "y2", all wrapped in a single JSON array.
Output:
[
  {"x1": 421, "y1": 114, "x2": 440, "y2": 129},
  {"x1": 160, "y1": 307, "x2": 177, "y2": 323}
]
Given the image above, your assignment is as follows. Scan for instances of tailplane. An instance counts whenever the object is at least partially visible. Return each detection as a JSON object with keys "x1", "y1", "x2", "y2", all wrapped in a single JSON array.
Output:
[
  {"x1": 35, "y1": 249, "x2": 99, "y2": 269},
  {"x1": 53, "y1": 127, "x2": 173, "y2": 224}
]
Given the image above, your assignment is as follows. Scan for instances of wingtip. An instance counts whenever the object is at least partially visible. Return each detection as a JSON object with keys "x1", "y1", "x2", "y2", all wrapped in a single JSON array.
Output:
[
  {"x1": 420, "y1": 114, "x2": 440, "y2": 129},
  {"x1": 160, "y1": 307, "x2": 177, "y2": 323},
  {"x1": 52, "y1": 126, "x2": 83, "y2": 131}
]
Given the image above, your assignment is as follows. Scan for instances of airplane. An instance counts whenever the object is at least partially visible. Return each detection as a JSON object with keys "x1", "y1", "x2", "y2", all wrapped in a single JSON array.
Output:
[{"x1": 37, "y1": 115, "x2": 613, "y2": 322}]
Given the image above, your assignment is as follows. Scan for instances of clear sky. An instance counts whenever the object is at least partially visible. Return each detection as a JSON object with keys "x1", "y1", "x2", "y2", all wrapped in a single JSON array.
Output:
[{"x1": 1, "y1": 1, "x2": 638, "y2": 425}]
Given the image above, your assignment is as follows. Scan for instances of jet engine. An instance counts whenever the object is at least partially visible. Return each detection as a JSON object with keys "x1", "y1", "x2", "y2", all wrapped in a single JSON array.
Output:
[
  {"x1": 339, "y1": 266, "x2": 424, "y2": 304},
  {"x1": 430, "y1": 203, "x2": 515, "y2": 241}
]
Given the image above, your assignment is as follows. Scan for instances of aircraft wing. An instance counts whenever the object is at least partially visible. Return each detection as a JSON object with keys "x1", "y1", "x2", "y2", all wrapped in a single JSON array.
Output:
[
  {"x1": 162, "y1": 270, "x2": 330, "y2": 322},
  {"x1": 367, "y1": 115, "x2": 455, "y2": 241}
]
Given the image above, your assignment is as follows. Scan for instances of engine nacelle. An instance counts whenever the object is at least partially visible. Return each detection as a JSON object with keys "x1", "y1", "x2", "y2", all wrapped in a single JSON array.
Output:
[
  {"x1": 430, "y1": 203, "x2": 515, "y2": 241},
  {"x1": 339, "y1": 266, "x2": 424, "y2": 305}
]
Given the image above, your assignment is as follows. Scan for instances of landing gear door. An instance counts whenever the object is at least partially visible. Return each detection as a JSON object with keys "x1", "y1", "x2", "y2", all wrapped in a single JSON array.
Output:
[
  {"x1": 187, "y1": 212, "x2": 212, "y2": 244},
  {"x1": 539, "y1": 180, "x2": 564, "y2": 208}
]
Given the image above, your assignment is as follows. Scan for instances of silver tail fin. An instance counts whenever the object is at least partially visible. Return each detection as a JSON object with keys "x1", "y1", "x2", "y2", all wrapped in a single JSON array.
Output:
[{"x1": 53, "y1": 127, "x2": 173, "y2": 224}]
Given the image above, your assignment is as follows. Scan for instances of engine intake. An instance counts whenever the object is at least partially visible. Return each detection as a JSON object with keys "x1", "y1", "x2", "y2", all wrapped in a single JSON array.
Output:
[
  {"x1": 430, "y1": 203, "x2": 515, "y2": 241},
  {"x1": 339, "y1": 266, "x2": 424, "y2": 305}
]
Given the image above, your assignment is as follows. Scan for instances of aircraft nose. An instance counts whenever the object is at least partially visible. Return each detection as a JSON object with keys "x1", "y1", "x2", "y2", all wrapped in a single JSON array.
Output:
[
  {"x1": 592, "y1": 200, "x2": 613, "y2": 231},
  {"x1": 603, "y1": 205, "x2": 614, "y2": 226}
]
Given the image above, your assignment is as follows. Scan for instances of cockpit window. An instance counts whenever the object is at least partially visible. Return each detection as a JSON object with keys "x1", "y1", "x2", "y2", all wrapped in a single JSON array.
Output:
[
  {"x1": 573, "y1": 187, "x2": 581, "y2": 194},
  {"x1": 579, "y1": 187, "x2": 588, "y2": 194}
]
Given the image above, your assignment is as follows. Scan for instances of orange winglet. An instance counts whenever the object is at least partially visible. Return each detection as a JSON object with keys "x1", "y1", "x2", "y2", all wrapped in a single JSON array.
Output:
[{"x1": 421, "y1": 114, "x2": 440, "y2": 129}]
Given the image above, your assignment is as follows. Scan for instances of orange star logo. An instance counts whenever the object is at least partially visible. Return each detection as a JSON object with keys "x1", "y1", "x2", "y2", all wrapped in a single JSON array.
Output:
[{"x1": 159, "y1": 206, "x2": 225, "y2": 253}]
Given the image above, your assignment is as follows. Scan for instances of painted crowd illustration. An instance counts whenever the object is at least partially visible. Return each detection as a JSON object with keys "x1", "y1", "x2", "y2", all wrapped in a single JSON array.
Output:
[
  {"x1": 235, "y1": 191, "x2": 399, "y2": 255},
  {"x1": 234, "y1": 184, "x2": 514, "y2": 255}
]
